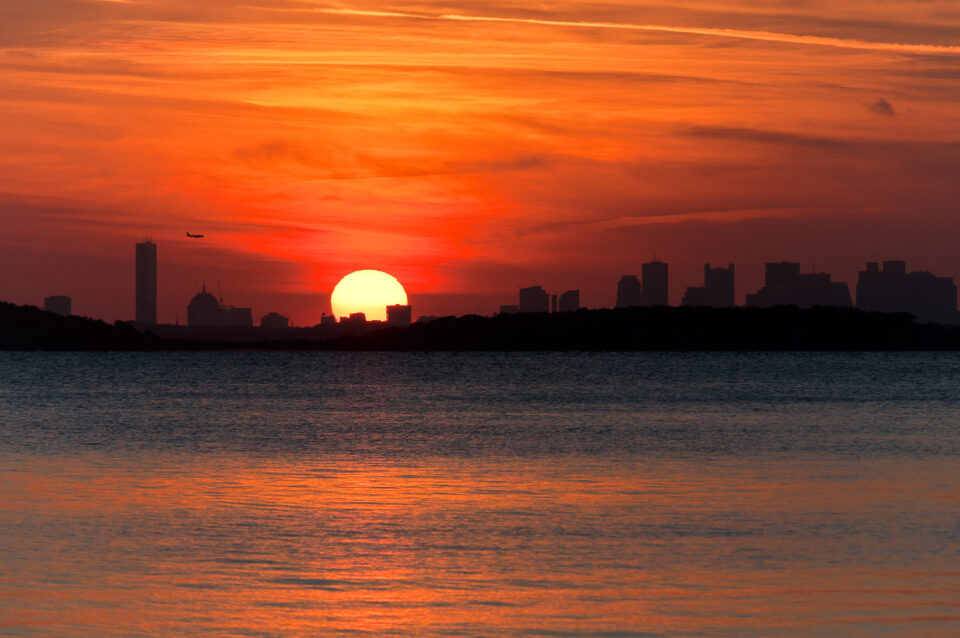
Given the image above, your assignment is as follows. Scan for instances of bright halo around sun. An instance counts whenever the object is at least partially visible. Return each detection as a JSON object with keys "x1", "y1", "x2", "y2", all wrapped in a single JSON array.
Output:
[{"x1": 330, "y1": 270, "x2": 408, "y2": 322}]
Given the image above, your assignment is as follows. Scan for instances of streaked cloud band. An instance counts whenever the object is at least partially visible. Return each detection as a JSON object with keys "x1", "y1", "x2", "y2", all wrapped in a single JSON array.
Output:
[{"x1": 318, "y1": 7, "x2": 960, "y2": 55}]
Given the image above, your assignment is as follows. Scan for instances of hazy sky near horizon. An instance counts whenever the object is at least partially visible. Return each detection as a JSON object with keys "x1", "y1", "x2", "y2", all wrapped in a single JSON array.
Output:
[{"x1": 2, "y1": 0, "x2": 960, "y2": 323}]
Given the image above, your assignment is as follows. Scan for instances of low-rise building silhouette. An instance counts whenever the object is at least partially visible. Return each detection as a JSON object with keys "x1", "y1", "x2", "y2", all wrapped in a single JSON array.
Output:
[
  {"x1": 856, "y1": 260, "x2": 957, "y2": 323},
  {"x1": 342, "y1": 312, "x2": 367, "y2": 326},
  {"x1": 616, "y1": 275, "x2": 642, "y2": 308},
  {"x1": 187, "y1": 284, "x2": 253, "y2": 327},
  {"x1": 551, "y1": 294, "x2": 558, "y2": 314},
  {"x1": 681, "y1": 286, "x2": 705, "y2": 306},
  {"x1": 260, "y1": 312, "x2": 289, "y2": 329},
  {"x1": 519, "y1": 285, "x2": 549, "y2": 313},
  {"x1": 642, "y1": 261, "x2": 669, "y2": 306},
  {"x1": 558, "y1": 290, "x2": 580, "y2": 312},
  {"x1": 498, "y1": 305, "x2": 519, "y2": 315},
  {"x1": 387, "y1": 304, "x2": 412, "y2": 327},
  {"x1": 320, "y1": 314, "x2": 337, "y2": 326},
  {"x1": 746, "y1": 262, "x2": 852, "y2": 308},
  {"x1": 44, "y1": 295, "x2": 71, "y2": 316}
]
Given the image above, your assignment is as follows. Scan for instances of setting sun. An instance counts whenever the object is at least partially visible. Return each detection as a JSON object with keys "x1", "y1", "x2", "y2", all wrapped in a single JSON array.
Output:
[{"x1": 330, "y1": 270, "x2": 407, "y2": 321}]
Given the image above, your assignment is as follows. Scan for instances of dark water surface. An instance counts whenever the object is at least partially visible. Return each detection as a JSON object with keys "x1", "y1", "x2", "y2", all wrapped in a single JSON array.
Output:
[{"x1": 1, "y1": 352, "x2": 958, "y2": 636}]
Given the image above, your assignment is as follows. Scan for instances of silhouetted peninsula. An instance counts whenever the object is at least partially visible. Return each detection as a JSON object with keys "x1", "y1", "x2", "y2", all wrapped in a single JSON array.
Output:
[{"x1": 0, "y1": 301, "x2": 161, "y2": 350}]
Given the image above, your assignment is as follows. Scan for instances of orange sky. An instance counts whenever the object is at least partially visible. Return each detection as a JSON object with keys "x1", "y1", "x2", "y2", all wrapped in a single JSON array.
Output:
[{"x1": 2, "y1": 1, "x2": 960, "y2": 324}]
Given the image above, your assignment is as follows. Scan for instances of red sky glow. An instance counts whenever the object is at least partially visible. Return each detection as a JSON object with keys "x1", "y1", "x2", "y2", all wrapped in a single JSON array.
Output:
[{"x1": 2, "y1": 0, "x2": 960, "y2": 323}]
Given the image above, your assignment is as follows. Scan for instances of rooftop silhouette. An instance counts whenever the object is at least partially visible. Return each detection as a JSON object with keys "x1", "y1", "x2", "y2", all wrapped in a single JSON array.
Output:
[
  {"x1": 260, "y1": 312, "x2": 289, "y2": 329},
  {"x1": 558, "y1": 290, "x2": 580, "y2": 313},
  {"x1": 519, "y1": 286, "x2": 549, "y2": 313},
  {"x1": 682, "y1": 263, "x2": 735, "y2": 307},
  {"x1": 187, "y1": 284, "x2": 253, "y2": 328},
  {"x1": 616, "y1": 275, "x2": 642, "y2": 308},
  {"x1": 386, "y1": 304, "x2": 412, "y2": 327},
  {"x1": 641, "y1": 261, "x2": 668, "y2": 307},
  {"x1": 747, "y1": 262, "x2": 852, "y2": 309},
  {"x1": 857, "y1": 261, "x2": 957, "y2": 324}
]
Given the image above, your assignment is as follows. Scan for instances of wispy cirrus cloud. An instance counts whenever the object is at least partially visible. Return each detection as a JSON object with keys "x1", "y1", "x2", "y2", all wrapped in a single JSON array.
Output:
[{"x1": 314, "y1": 7, "x2": 960, "y2": 55}]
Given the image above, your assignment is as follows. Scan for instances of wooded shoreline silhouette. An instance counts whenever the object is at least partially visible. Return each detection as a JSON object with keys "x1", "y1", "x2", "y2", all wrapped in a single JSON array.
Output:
[{"x1": 4, "y1": 300, "x2": 960, "y2": 351}]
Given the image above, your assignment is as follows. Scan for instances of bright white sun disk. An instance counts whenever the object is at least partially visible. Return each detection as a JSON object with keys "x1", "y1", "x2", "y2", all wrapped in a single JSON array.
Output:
[{"x1": 330, "y1": 270, "x2": 407, "y2": 321}]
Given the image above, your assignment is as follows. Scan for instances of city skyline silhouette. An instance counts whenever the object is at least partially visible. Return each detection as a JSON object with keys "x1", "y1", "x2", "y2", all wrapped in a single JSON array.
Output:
[
  {"x1": 118, "y1": 240, "x2": 960, "y2": 329},
  {"x1": 12, "y1": 238, "x2": 959, "y2": 342},
  {"x1": 15, "y1": 235, "x2": 960, "y2": 331}
]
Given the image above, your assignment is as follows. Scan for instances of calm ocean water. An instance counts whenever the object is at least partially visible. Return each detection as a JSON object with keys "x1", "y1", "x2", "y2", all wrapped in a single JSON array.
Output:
[{"x1": 0, "y1": 352, "x2": 958, "y2": 636}]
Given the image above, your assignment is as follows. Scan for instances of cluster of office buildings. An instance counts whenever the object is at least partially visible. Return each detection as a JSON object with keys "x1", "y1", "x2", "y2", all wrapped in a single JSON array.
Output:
[{"x1": 508, "y1": 259, "x2": 958, "y2": 324}]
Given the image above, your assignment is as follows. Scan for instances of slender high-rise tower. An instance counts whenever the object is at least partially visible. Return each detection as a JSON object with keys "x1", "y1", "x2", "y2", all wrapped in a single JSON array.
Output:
[
  {"x1": 136, "y1": 240, "x2": 157, "y2": 324},
  {"x1": 641, "y1": 260, "x2": 669, "y2": 306}
]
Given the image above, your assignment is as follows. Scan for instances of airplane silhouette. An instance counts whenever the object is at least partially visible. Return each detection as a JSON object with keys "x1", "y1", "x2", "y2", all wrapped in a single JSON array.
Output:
[{"x1": 186, "y1": 232, "x2": 205, "y2": 238}]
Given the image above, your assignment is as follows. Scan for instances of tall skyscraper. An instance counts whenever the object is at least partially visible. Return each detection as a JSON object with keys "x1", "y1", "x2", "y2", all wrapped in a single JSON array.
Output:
[
  {"x1": 136, "y1": 240, "x2": 157, "y2": 324},
  {"x1": 703, "y1": 263, "x2": 735, "y2": 307},
  {"x1": 641, "y1": 261, "x2": 669, "y2": 306},
  {"x1": 616, "y1": 275, "x2": 642, "y2": 308}
]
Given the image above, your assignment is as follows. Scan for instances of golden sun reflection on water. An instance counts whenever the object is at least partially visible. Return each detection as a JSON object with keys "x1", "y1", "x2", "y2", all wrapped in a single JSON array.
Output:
[{"x1": 1, "y1": 453, "x2": 958, "y2": 636}]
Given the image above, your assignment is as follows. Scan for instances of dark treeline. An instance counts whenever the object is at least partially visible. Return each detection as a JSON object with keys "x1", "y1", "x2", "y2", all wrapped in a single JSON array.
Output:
[
  {"x1": 4, "y1": 301, "x2": 960, "y2": 351},
  {"x1": 326, "y1": 306, "x2": 960, "y2": 351},
  {"x1": 0, "y1": 301, "x2": 161, "y2": 350}
]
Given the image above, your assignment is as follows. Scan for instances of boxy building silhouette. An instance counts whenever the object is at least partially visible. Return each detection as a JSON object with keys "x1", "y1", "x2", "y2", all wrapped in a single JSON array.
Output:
[
  {"x1": 681, "y1": 286, "x2": 705, "y2": 306},
  {"x1": 641, "y1": 261, "x2": 668, "y2": 306},
  {"x1": 260, "y1": 312, "x2": 290, "y2": 329},
  {"x1": 616, "y1": 275, "x2": 643, "y2": 308},
  {"x1": 387, "y1": 304, "x2": 412, "y2": 327},
  {"x1": 558, "y1": 290, "x2": 580, "y2": 312},
  {"x1": 747, "y1": 262, "x2": 852, "y2": 308},
  {"x1": 704, "y1": 263, "x2": 735, "y2": 307},
  {"x1": 683, "y1": 263, "x2": 735, "y2": 307},
  {"x1": 856, "y1": 261, "x2": 957, "y2": 324},
  {"x1": 519, "y1": 286, "x2": 549, "y2": 313}
]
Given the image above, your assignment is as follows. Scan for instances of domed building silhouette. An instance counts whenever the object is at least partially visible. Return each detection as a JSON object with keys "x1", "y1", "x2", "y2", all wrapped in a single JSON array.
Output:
[{"x1": 187, "y1": 284, "x2": 253, "y2": 327}]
